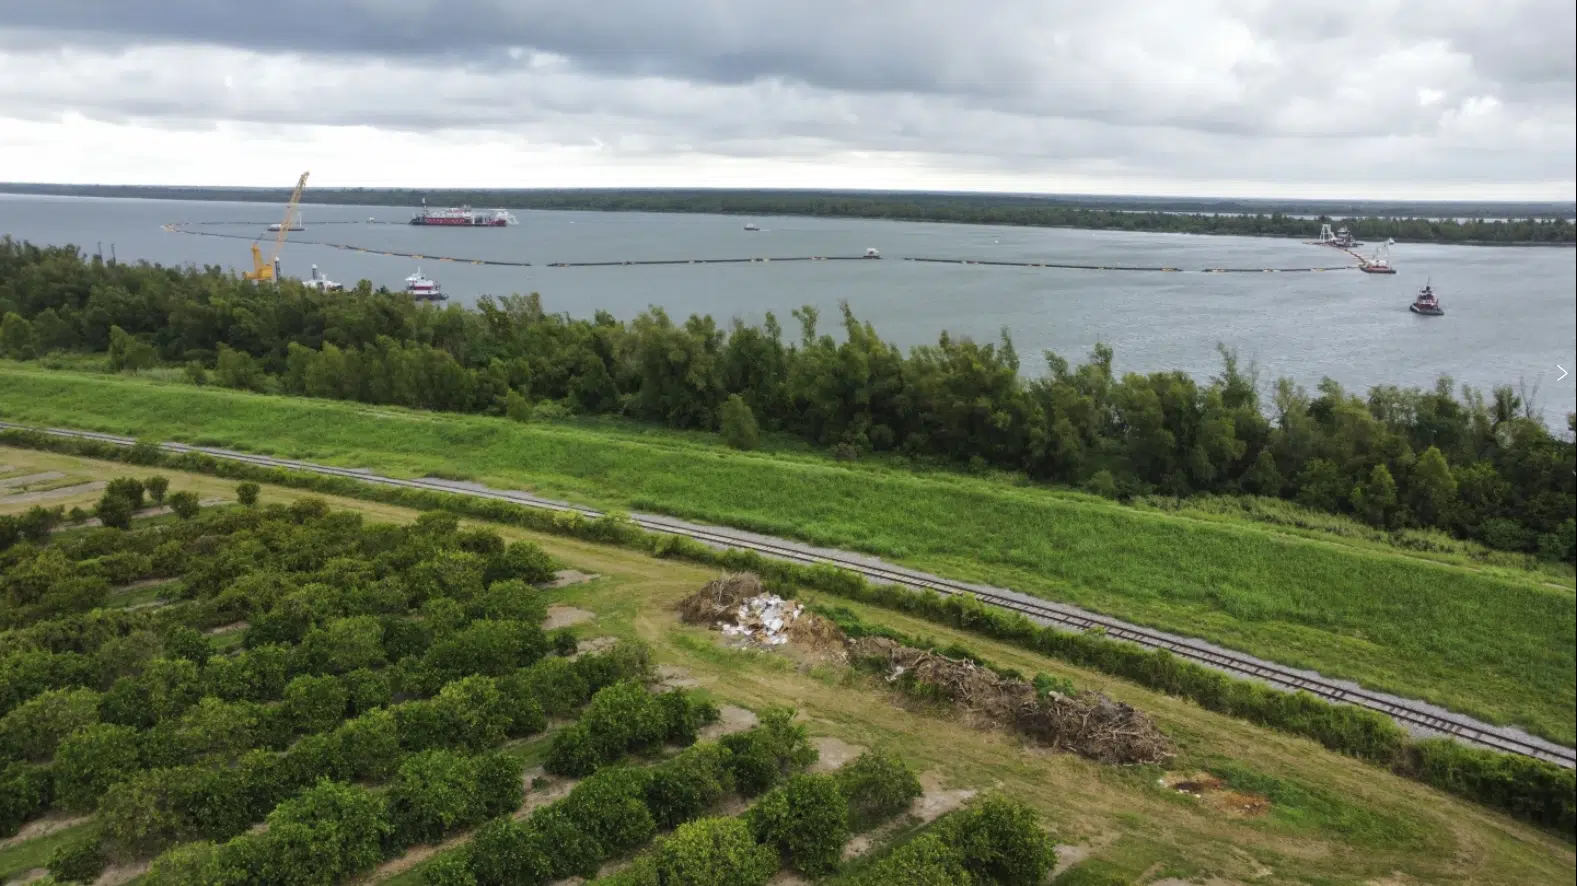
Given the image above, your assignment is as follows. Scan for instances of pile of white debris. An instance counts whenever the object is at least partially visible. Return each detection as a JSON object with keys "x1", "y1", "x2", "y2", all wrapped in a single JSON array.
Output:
[{"x1": 720, "y1": 594, "x2": 804, "y2": 646}]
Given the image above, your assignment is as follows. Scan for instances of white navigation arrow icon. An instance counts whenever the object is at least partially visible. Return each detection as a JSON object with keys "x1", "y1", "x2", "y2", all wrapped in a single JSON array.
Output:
[{"x1": 1559, "y1": 365, "x2": 1569, "y2": 382}]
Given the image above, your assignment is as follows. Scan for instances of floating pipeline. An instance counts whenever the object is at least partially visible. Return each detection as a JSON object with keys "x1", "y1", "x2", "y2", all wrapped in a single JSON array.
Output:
[
  {"x1": 161, "y1": 223, "x2": 532, "y2": 267},
  {"x1": 162, "y1": 222, "x2": 1361, "y2": 274},
  {"x1": 904, "y1": 257, "x2": 1360, "y2": 273}
]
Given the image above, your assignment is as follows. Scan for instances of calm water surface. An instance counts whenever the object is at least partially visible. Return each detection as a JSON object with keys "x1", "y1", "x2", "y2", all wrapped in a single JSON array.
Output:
[{"x1": 3, "y1": 193, "x2": 1573, "y2": 420}]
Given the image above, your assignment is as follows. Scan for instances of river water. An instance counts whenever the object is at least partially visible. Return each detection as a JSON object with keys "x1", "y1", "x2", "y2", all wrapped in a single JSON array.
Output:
[{"x1": 3, "y1": 193, "x2": 1573, "y2": 421}]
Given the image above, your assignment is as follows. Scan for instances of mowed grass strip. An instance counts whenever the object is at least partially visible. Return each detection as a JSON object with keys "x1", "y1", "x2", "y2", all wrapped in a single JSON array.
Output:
[{"x1": 2, "y1": 366, "x2": 1573, "y2": 745}]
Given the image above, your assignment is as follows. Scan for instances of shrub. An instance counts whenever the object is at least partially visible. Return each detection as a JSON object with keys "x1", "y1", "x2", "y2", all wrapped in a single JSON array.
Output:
[
  {"x1": 578, "y1": 680, "x2": 671, "y2": 765},
  {"x1": 251, "y1": 779, "x2": 391, "y2": 884},
  {"x1": 163, "y1": 626, "x2": 211, "y2": 666},
  {"x1": 487, "y1": 541, "x2": 557, "y2": 586},
  {"x1": 94, "y1": 490, "x2": 135, "y2": 530},
  {"x1": 144, "y1": 475, "x2": 170, "y2": 505},
  {"x1": 720, "y1": 394, "x2": 760, "y2": 451},
  {"x1": 0, "y1": 761, "x2": 52, "y2": 837},
  {"x1": 654, "y1": 816, "x2": 778, "y2": 886},
  {"x1": 333, "y1": 709, "x2": 403, "y2": 782},
  {"x1": 836, "y1": 748, "x2": 923, "y2": 830},
  {"x1": 471, "y1": 579, "x2": 548, "y2": 624},
  {"x1": 551, "y1": 629, "x2": 578, "y2": 657},
  {"x1": 646, "y1": 743, "x2": 736, "y2": 830},
  {"x1": 545, "y1": 724, "x2": 601, "y2": 777},
  {"x1": 720, "y1": 707, "x2": 815, "y2": 796},
  {"x1": 423, "y1": 850, "x2": 479, "y2": 886},
  {"x1": 167, "y1": 491, "x2": 201, "y2": 520},
  {"x1": 48, "y1": 838, "x2": 108, "y2": 884},
  {"x1": 560, "y1": 766, "x2": 657, "y2": 856},
  {"x1": 842, "y1": 830, "x2": 970, "y2": 886},
  {"x1": 105, "y1": 477, "x2": 146, "y2": 510},
  {"x1": 521, "y1": 805, "x2": 603, "y2": 880},
  {"x1": 343, "y1": 668, "x2": 393, "y2": 716},
  {"x1": 236, "y1": 482, "x2": 260, "y2": 507},
  {"x1": 944, "y1": 796, "x2": 1057, "y2": 886},
  {"x1": 387, "y1": 750, "x2": 497, "y2": 847},
  {"x1": 462, "y1": 817, "x2": 544, "y2": 886},
  {"x1": 51, "y1": 724, "x2": 144, "y2": 812},
  {"x1": 432, "y1": 675, "x2": 516, "y2": 752},
  {"x1": 0, "y1": 686, "x2": 101, "y2": 761},
  {"x1": 283, "y1": 674, "x2": 350, "y2": 734},
  {"x1": 749, "y1": 773, "x2": 849, "y2": 876}
]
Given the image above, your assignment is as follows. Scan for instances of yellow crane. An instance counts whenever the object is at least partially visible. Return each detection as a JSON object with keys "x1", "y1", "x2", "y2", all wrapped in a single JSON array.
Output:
[{"x1": 244, "y1": 171, "x2": 310, "y2": 282}]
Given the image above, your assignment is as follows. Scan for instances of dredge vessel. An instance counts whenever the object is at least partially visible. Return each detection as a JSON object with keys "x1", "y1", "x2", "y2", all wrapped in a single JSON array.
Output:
[{"x1": 409, "y1": 199, "x2": 518, "y2": 227}]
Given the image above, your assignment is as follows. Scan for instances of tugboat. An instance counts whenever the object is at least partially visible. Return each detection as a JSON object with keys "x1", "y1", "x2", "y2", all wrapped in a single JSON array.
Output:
[
  {"x1": 1409, "y1": 281, "x2": 1443, "y2": 315},
  {"x1": 405, "y1": 268, "x2": 446, "y2": 302}
]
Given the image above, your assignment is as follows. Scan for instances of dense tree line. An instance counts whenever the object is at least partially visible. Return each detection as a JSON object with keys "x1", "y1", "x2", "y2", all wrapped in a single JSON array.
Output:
[
  {"x1": 3, "y1": 184, "x2": 1572, "y2": 242},
  {"x1": 2, "y1": 238, "x2": 1571, "y2": 561}
]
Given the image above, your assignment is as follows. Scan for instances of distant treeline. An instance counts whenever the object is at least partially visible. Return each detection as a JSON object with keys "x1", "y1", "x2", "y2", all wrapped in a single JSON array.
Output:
[
  {"x1": 0, "y1": 237, "x2": 1573, "y2": 562},
  {"x1": 4, "y1": 183, "x2": 1574, "y2": 244}
]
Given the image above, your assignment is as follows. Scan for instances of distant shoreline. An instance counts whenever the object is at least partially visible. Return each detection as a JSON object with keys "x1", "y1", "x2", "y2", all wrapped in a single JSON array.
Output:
[{"x1": 3, "y1": 183, "x2": 1573, "y2": 246}]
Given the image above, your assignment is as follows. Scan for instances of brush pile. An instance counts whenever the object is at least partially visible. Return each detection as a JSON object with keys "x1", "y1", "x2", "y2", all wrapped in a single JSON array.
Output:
[
  {"x1": 679, "y1": 572, "x2": 806, "y2": 647},
  {"x1": 848, "y1": 636, "x2": 1172, "y2": 765},
  {"x1": 677, "y1": 572, "x2": 765, "y2": 624}
]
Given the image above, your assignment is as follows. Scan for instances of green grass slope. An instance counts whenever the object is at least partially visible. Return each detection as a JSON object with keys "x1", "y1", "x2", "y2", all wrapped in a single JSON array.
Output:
[{"x1": 3, "y1": 365, "x2": 1573, "y2": 745}]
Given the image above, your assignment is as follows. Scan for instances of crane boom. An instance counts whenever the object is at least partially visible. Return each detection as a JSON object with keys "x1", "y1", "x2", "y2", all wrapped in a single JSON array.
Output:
[{"x1": 245, "y1": 171, "x2": 310, "y2": 281}]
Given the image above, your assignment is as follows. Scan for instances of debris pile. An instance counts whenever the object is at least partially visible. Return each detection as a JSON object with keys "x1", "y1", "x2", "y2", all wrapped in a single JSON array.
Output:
[
  {"x1": 678, "y1": 572, "x2": 765, "y2": 624},
  {"x1": 848, "y1": 636, "x2": 1172, "y2": 765},
  {"x1": 678, "y1": 572, "x2": 812, "y2": 648}
]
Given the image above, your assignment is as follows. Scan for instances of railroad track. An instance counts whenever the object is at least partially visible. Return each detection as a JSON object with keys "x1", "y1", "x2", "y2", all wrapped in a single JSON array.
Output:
[{"x1": 6, "y1": 421, "x2": 1571, "y2": 769}]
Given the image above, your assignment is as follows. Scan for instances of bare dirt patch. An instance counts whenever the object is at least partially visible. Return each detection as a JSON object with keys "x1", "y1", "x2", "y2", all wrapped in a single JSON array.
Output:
[
  {"x1": 516, "y1": 767, "x2": 580, "y2": 819},
  {"x1": 843, "y1": 770, "x2": 979, "y2": 861},
  {"x1": 205, "y1": 620, "x2": 249, "y2": 636},
  {"x1": 766, "y1": 872, "x2": 813, "y2": 885},
  {"x1": 568, "y1": 636, "x2": 619, "y2": 660},
  {"x1": 92, "y1": 861, "x2": 152, "y2": 886},
  {"x1": 4, "y1": 480, "x2": 105, "y2": 506},
  {"x1": 698, "y1": 704, "x2": 759, "y2": 741},
  {"x1": 656, "y1": 664, "x2": 700, "y2": 689},
  {"x1": 807, "y1": 736, "x2": 866, "y2": 774},
  {"x1": 914, "y1": 770, "x2": 978, "y2": 824},
  {"x1": 1160, "y1": 772, "x2": 1271, "y2": 818},
  {"x1": 545, "y1": 570, "x2": 599, "y2": 589},
  {"x1": 0, "y1": 814, "x2": 91, "y2": 849},
  {"x1": 10, "y1": 868, "x2": 49, "y2": 885},
  {"x1": 0, "y1": 471, "x2": 64, "y2": 489},
  {"x1": 543, "y1": 605, "x2": 596, "y2": 630}
]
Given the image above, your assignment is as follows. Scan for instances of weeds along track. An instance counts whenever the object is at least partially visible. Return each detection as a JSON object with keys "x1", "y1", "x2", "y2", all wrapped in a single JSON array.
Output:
[{"x1": 7, "y1": 420, "x2": 1571, "y2": 769}]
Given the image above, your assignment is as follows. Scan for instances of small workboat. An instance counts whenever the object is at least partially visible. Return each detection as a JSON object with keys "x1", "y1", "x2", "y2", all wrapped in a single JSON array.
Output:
[
  {"x1": 1409, "y1": 282, "x2": 1443, "y2": 315},
  {"x1": 405, "y1": 268, "x2": 446, "y2": 301},
  {"x1": 744, "y1": 222, "x2": 761, "y2": 231},
  {"x1": 863, "y1": 247, "x2": 881, "y2": 259}
]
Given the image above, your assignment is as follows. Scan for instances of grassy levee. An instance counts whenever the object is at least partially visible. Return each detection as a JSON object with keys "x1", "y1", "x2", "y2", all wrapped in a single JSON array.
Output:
[{"x1": 2, "y1": 365, "x2": 1573, "y2": 746}]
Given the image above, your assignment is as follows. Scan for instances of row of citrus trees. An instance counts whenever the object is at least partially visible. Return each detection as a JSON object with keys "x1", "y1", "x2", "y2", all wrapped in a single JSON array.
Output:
[
  {"x1": 3, "y1": 479, "x2": 1064, "y2": 884},
  {"x1": 11, "y1": 429, "x2": 1561, "y2": 837}
]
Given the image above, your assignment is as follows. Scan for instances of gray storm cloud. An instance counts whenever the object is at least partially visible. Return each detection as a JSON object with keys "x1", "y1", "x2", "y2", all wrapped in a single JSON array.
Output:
[{"x1": 0, "y1": 0, "x2": 1572, "y2": 193}]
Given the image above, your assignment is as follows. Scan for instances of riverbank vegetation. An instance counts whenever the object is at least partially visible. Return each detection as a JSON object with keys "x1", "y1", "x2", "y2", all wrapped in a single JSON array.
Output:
[
  {"x1": 3, "y1": 460, "x2": 1572, "y2": 883},
  {"x1": 2, "y1": 239, "x2": 1571, "y2": 569},
  {"x1": 3, "y1": 185, "x2": 1573, "y2": 243}
]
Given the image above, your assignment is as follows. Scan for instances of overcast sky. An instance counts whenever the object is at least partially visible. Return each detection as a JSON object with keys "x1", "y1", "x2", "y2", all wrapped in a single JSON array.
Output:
[{"x1": 0, "y1": 1, "x2": 1572, "y2": 199}]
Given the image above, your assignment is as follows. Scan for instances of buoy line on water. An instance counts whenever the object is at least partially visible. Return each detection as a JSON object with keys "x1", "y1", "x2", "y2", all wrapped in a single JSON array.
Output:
[{"x1": 160, "y1": 221, "x2": 1364, "y2": 274}]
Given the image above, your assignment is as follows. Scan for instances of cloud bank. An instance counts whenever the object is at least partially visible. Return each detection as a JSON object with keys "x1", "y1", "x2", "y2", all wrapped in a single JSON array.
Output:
[{"x1": 0, "y1": 0, "x2": 1572, "y2": 197}]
